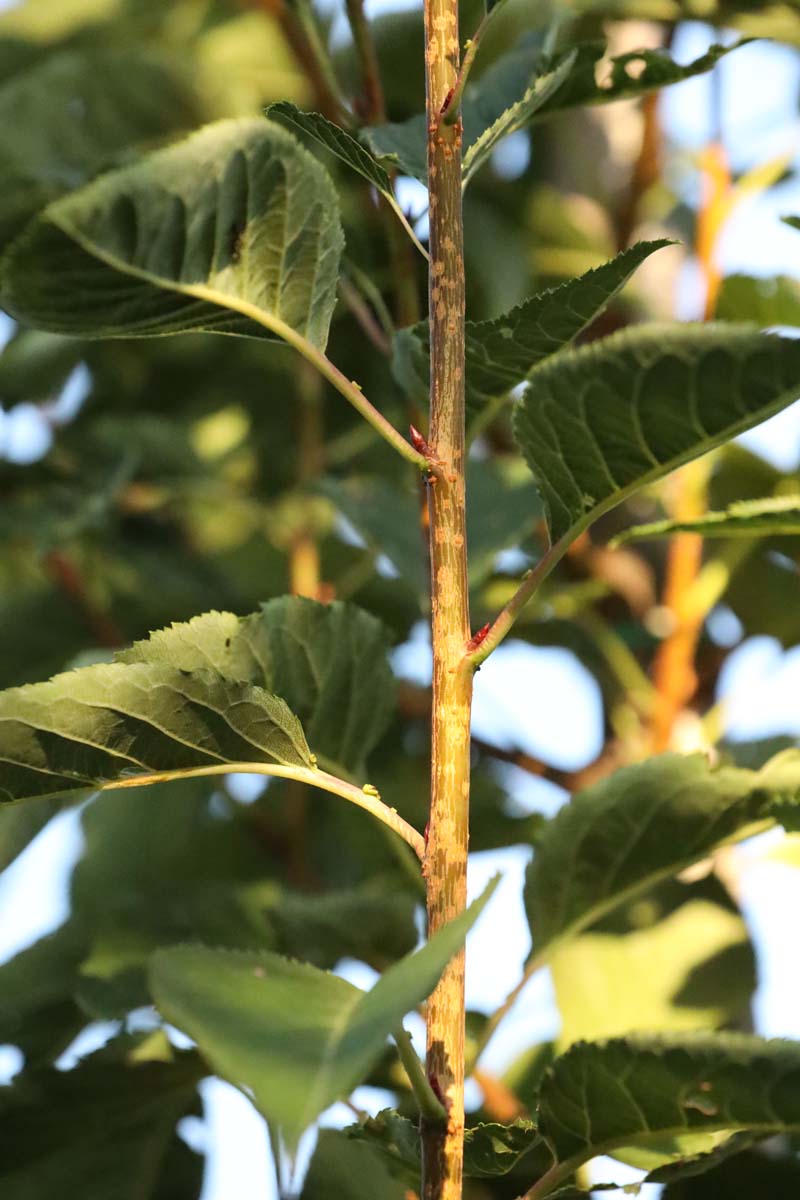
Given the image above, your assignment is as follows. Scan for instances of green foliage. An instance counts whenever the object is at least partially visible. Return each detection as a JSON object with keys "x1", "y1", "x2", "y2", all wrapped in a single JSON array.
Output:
[
  {"x1": 0, "y1": 118, "x2": 344, "y2": 348},
  {"x1": 613, "y1": 495, "x2": 800, "y2": 544},
  {"x1": 149, "y1": 878, "x2": 497, "y2": 1146},
  {"x1": 0, "y1": 1, "x2": 799, "y2": 1196},
  {"x1": 513, "y1": 324, "x2": 800, "y2": 544},
  {"x1": 525, "y1": 751, "x2": 800, "y2": 959}
]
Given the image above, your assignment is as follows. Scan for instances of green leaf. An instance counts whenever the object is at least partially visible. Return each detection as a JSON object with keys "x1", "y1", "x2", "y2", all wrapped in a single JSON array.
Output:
[
  {"x1": 0, "y1": 1042, "x2": 203, "y2": 1200},
  {"x1": 0, "y1": 795, "x2": 63, "y2": 874},
  {"x1": 0, "y1": 47, "x2": 200, "y2": 247},
  {"x1": 265, "y1": 102, "x2": 427, "y2": 257},
  {"x1": 537, "y1": 1033, "x2": 800, "y2": 1178},
  {"x1": 782, "y1": 215, "x2": 800, "y2": 232},
  {"x1": 350, "y1": 1108, "x2": 551, "y2": 1178},
  {"x1": 536, "y1": 38, "x2": 747, "y2": 118},
  {"x1": 119, "y1": 597, "x2": 396, "y2": 775},
  {"x1": 662, "y1": 1146, "x2": 800, "y2": 1198},
  {"x1": 0, "y1": 656, "x2": 313, "y2": 804},
  {"x1": 525, "y1": 751, "x2": 800, "y2": 961},
  {"x1": 612, "y1": 495, "x2": 800, "y2": 545},
  {"x1": 321, "y1": 460, "x2": 540, "y2": 594},
  {"x1": 513, "y1": 324, "x2": 800, "y2": 546},
  {"x1": 148, "y1": 877, "x2": 498, "y2": 1146},
  {"x1": 717, "y1": 273, "x2": 800, "y2": 326},
  {"x1": 550, "y1": 886, "x2": 755, "y2": 1048},
  {"x1": 461, "y1": 51, "x2": 577, "y2": 186},
  {"x1": 0, "y1": 118, "x2": 344, "y2": 351},
  {"x1": 365, "y1": 38, "x2": 742, "y2": 185},
  {"x1": 394, "y1": 242, "x2": 671, "y2": 424},
  {"x1": 301, "y1": 1129, "x2": 407, "y2": 1200}
]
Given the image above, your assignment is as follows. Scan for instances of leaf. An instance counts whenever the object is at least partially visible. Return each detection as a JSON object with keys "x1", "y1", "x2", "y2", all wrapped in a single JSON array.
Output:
[
  {"x1": 365, "y1": 38, "x2": 742, "y2": 185},
  {"x1": 119, "y1": 597, "x2": 396, "y2": 775},
  {"x1": 717, "y1": 273, "x2": 800, "y2": 326},
  {"x1": 461, "y1": 51, "x2": 577, "y2": 186},
  {"x1": 513, "y1": 324, "x2": 800, "y2": 546},
  {"x1": 265, "y1": 102, "x2": 427, "y2": 257},
  {"x1": 662, "y1": 1146, "x2": 800, "y2": 1198},
  {"x1": 525, "y1": 751, "x2": 800, "y2": 960},
  {"x1": 537, "y1": 1033, "x2": 800, "y2": 1176},
  {"x1": 301, "y1": 1129, "x2": 407, "y2": 1200},
  {"x1": 0, "y1": 117, "x2": 344, "y2": 351},
  {"x1": 535, "y1": 38, "x2": 747, "y2": 118},
  {"x1": 394, "y1": 242, "x2": 671, "y2": 423},
  {"x1": 782, "y1": 215, "x2": 800, "y2": 232},
  {"x1": 612, "y1": 495, "x2": 800, "y2": 545},
  {"x1": 550, "y1": 888, "x2": 755, "y2": 1048},
  {"x1": 0, "y1": 795, "x2": 63, "y2": 874},
  {"x1": 0, "y1": 1043, "x2": 203, "y2": 1200},
  {"x1": 320, "y1": 460, "x2": 540, "y2": 594},
  {"x1": 0, "y1": 47, "x2": 200, "y2": 247},
  {"x1": 0, "y1": 657, "x2": 314, "y2": 805},
  {"x1": 350, "y1": 1108, "x2": 551, "y2": 1178},
  {"x1": 148, "y1": 877, "x2": 498, "y2": 1146}
]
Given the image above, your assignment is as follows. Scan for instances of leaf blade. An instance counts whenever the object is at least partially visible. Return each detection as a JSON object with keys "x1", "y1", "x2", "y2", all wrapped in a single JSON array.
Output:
[
  {"x1": 513, "y1": 324, "x2": 800, "y2": 545},
  {"x1": 148, "y1": 878, "x2": 498, "y2": 1146},
  {"x1": 0, "y1": 118, "x2": 344, "y2": 350}
]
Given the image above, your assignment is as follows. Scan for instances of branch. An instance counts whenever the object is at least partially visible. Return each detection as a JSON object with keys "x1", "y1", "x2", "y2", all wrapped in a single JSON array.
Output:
[{"x1": 101, "y1": 762, "x2": 425, "y2": 859}]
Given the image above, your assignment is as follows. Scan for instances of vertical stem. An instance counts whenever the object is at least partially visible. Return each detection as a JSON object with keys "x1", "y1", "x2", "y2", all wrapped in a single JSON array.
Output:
[{"x1": 421, "y1": 2, "x2": 470, "y2": 1198}]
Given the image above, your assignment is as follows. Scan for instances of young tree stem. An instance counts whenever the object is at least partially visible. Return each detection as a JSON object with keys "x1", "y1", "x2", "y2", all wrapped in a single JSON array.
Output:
[{"x1": 422, "y1": 0, "x2": 471, "y2": 1196}]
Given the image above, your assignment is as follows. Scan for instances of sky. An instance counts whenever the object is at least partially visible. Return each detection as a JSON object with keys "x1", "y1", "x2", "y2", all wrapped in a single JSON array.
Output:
[{"x1": 0, "y1": 7, "x2": 799, "y2": 1200}]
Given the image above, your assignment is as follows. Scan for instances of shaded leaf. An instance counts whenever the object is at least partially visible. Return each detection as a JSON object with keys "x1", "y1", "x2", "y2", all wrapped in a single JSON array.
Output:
[
  {"x1": 663, "y1": 1145, "x2": 800, "y2": 1198},
  {"x1": 301, "y1": 1129, "x2": 407, "y2": 1200},
  {"x1": 149, "y1": 877, "x2": 498, "y2": 1146},
  {"x1": 1, "y1": 118, "x2": 344, "y2": 350},
  {"x1": 0, "y1": 1042, "x2": 203, "y2": 1200},
  {"x1": 513, "y1": 324, "x2": 800, "y2": 545},
  {"x1": 0, "y1": 47, "x2": 200, "y2": 247},
  {"x1": 612, "y1": 495, "x2": 800, "y2": 544},
  {"x1": 525, "y1": 751, "x2": 800, "y2": 960}
]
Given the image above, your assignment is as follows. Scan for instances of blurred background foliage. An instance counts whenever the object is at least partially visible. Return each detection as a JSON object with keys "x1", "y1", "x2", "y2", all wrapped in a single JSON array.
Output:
[{"x1": 0, "y1": 0, "x2": 799, "y2": 1196}]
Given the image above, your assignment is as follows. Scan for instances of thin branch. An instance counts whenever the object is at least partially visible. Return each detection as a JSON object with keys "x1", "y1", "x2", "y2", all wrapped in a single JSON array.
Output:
[
  {"x1": 463, "y1": 534, "x2": 573, "y2": 671},
  {"x1": 247, "y1": 0, "x2": 350, "y2": 124},
  {"x1": 180, "y1": 285, "x2": 429, "y2": 470},
  {"x1": 45, "y1": 550, "x2": 124, "y2": 648},
  {"x1": 394, "y1": 1025, "x2": 448, "y2": 1124},
  {"x1": 101, "y1": 762, "x2": 425, "y2": 859},
  {"x1": 338, "y1": 277, "x2": 392, "y2": 355},
  {"x1": 344, "y1": 0, "x2": 387, "y2": 124}
]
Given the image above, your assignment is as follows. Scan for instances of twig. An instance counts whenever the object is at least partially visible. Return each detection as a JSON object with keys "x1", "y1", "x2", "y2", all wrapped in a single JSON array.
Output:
[{"x1": 394, "y1": 1026, "x2": 448, "y2": 1124}]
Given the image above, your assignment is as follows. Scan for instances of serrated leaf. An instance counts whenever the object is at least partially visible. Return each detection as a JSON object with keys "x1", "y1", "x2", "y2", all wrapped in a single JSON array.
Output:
[
  {"x1": 350, "y1": 1108, "x2": 551, "y2": 1178},
  {"x1": 613, "y1": 495, "x2": 800, "y2": 545},
  {"x1": 0, "y1": 118, "x2": 344, "y2": 351},
  {"x1": 0, "y1": 1043, "x2": 203, "y2": 1199},
  {"x1": 149, "y1": 877, "x2": 498, "y2": 1146},
  {"x1": 536, "y1": 38, "x2": 746, "y2": 118},
  {"x1": 525, "y1": 751, "x2": 800, "y2": 960},
  {"x1": 0, "y1": 659, "x2": 313, "y2": 804},
  {"x1": 461, "y1": 50, "x2": 576, "y2": 185},
  {"x1": 717, "y1": 273, "x2": 800, "y2": 326},
  {"x1": 365, "y1": 38, "x2": 742, "y2": 185},
  {"x1": 394, "y1": 242, "x2": 670, "y2": 424},
  {"x1": 537, "y1": 1034, "x2": 800, "y2": 1177},
  {"x1": 662, "y1": 1145, "x2": 800, "y2": 1197},
  {"x1": 0, "y1": 46, "x2": 200, "y2": 247},
  {"x1": 119, "y1": 597, "x2": 396, "y2": 775},
  {"x1": 265, "y1": 102, "x2": 427, "y2": 257},
  {"x1": 513, "y1": 324, "x2": 800, "y2": 546}
]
